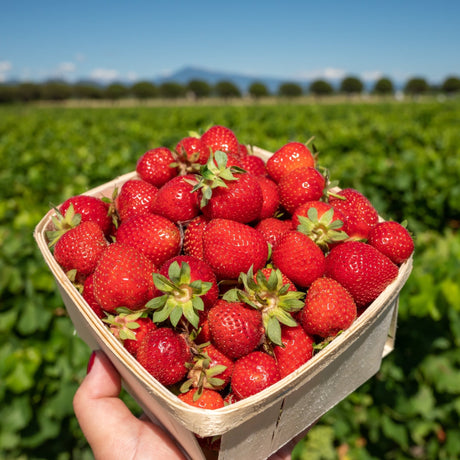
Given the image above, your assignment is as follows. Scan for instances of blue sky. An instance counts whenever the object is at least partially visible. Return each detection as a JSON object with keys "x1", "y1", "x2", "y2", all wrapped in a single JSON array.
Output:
[{"x1": 1, "y1": 0, "x2": 459, "y2": 85}]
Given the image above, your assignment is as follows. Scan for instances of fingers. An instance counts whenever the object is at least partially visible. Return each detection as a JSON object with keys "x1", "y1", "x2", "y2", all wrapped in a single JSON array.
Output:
[{"x1": 73, "y1": 350, "x2": 185, "y2": 460}]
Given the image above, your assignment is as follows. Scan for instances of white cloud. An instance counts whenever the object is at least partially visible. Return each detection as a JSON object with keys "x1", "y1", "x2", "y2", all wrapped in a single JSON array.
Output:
[
  {"x1": 296, "y1": 67, "x2": 347, "y2": 81},
  {"x1": 90, "y1": 68, "x2": 120, "y2": 82},
  {"x1": 361, "y1": 70, "x2": 384, "y2": 82},
  {"x1": 0, "y1": 60, "x2": 12, "y2": 82},
  {"x1": 57, "y1": 62, "x2": 76, "y2": 74},
  {"x1": 126, "y1": 71, "x2": 138, "y2": 82}
]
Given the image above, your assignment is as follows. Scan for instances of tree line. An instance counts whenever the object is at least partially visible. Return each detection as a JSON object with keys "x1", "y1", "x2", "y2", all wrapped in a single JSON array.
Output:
[{"x1": 1, "y1": 74, "x2": 459, "y2": 104}]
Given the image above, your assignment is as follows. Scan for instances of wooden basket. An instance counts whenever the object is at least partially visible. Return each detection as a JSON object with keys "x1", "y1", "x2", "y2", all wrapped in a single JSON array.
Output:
[{"x1": 33, "y1": 146, "x2": 413, "y2": 460}]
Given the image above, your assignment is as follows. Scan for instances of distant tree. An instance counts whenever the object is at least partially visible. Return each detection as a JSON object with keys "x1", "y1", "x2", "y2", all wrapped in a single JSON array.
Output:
[
  {"x1": 373, "y1": 77, "x2": 394, "y2": 95},
  {"x1": 40, "y1": 80, "x2": 73, "y2": 100},
  {"x1": 278, "y1": 82, "x2": 303, "y2": 98},
  {"x1": 214, "y1": 80, "x2": 241, "y2": 98},
  {"x1": 158, "y1": 81, "x2": 186, "y2": 99},
  {"x1": 441, "y1": 76, "x2": 460, "y2": 94},
  {"x1": 0, "y1": 84, "x2": 18, "y2": 104},
  {"x1": 248, "y1": 81, "x2": 269, "y2": 99},
  {"x1": 404, "y1": 77, "x2": 429, "y2": 95},
  {"x1": 309, "y1": 79, "x2": 334, "y2": 96},
  {"x1": 131, "y1": 81, "x2": 157, "y2": 99},
  {"x1": 73, "y1": 82, "x2": 103, "y2": 99},
  {"x1": 104, "y1": 82, "x2": 129, "y2": 100},
  {"x1": 187, "y1": 79, "x2": 211, "y2": 98},
  {"x1": 16, "y1": 82, "x2": 41, "y2": 102},
  {"x1": 340, "y1": 76, "x2": 364, "y2": 95}
]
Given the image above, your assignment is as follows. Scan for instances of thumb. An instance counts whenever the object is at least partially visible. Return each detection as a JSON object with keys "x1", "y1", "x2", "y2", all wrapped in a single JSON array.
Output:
[{"x1": 73, "y1": 350, "x2": 185, "y2": 460}]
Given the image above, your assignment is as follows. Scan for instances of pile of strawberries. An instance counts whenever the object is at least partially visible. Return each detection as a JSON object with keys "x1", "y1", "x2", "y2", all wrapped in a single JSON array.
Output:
[{"x1": 47, "y1": 125, "x2": 414, "y2": 417}]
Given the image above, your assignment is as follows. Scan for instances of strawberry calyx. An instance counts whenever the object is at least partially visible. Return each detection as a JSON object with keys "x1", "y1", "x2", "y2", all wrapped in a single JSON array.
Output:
[
  {"x1": 147, "y1": 261, "x2": 213, "y2": 329},
  {"x1": 46, "y1": 203, "x2": 82, "y2": 248},
  {"x1": 296, "y1": 208, "x2": 349, "y2": 251},
  {"x1": 180, "y1": 344, "x2": 228, "y2": 399},
  {"x1": 187, "y1": 151, "x2": 246, "y2": 207},
  {"x1": 223, "y1": 267, "x2": 305, "y2": 346},
  {"x1": 103, "y1": 307, "x2": 147, "y2": 341}
]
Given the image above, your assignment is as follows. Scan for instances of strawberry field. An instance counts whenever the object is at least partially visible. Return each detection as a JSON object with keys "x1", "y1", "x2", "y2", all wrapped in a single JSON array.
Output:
[{"x1": 1, "y1": 99, "x2": 460, "y2": 459}]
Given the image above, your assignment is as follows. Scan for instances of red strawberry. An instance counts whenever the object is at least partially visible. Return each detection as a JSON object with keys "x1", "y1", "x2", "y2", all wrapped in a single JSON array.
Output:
[
  {"x1": 324, "y1": 241, "x2": 399, "y2": 308},
  {"x1": 92, "y1": 242, "x2": 157, "y2": 314},
  {"x1": 300, "y1": 277, "x2": 357, "y2": 339},
  {"x1": 115, "y1": 213, "x2": 181, "y2": 267},
  {"x1": 240, "y1": 154, "x2": 267, "y2": 176},
  {"x1": 148, "y1": 256, "x2": 218, "y2": 329},
  {"x1": 272, "y1": 230, "x2": 326, "y2": 288},
  {"x1": 52, "y1": 221, "x2": 107, "y2": 282},
  {"x1": 237, "y1": 143, "x2": 249, "y2": 160},
  {"x1": 278, "y1": 166, "x2": 326, "y2": 215},
  {"x1": 266, "y1": 142, "x2": 315, "y2": 183},
  {"x1": 137, "y1": 327, "x2": 191, "y2": 386},
  {"x1": 82, "y1": 273, "x2": 105, "y2": 319},
  {"x1": 255, "y1": 176, "x2": 280, "y2": 220},
  {"x1": 136, "y1": 147, "x2": 179, "y2": 187},
  {"x1": 200, "y1": 125, "x2": 240, "y2": 158},
  {"x1": 328, "y1": 188, "x2": 379, "y2": 240},
  {"x1": 255, "y1": 217, "x2": 293, "y2": 248},
  {"x1": 292, "y1": 201, "x2": 348, "y2": 251},
  {"x1": 202, "y1": 218, "x2": 268, "y2": 280},
  {"x1": 208, "y1": 299, "x2": 264, "y2": 360},
  {"x1": 183, "y1": 215, "x2": 209, "y2": 260},
  {"x1": 60, "y1": 195, "x2": 112, "y2": 236},
  {"x1": 122, "y1": 316, "x2": 157, "y2": 357},
  {"x1": 152, "y1": 174, "x2": 200, "y2": 223},
  {"x1": 175, "y1": 136, "x2": 209, "y2": 166},
  {"x1": 273, "y1": 325, "x2": 315, "y2": 379},
  {"x1": 367, "y1": 221, "x2": 414, "y2": 265},
  {"x1": 177, "y1": 388, "x2": 224, "y2": 410},
  {"x1": 231, "y1": 351, "x2": 281, "y2": 400},
  {"x1": 115, "y1": 179, "x2": 158, "y2": 222}
]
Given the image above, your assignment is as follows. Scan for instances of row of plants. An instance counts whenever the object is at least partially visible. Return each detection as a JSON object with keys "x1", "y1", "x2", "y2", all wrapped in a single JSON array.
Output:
[{"x1": 0, "y1": 100, "x2": 459, "y2": 459}]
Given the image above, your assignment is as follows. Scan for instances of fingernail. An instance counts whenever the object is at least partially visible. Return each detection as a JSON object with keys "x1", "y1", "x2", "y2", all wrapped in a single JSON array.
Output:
[{"x1": 87, "y1": 351, "x2": 96, "y2": 374}]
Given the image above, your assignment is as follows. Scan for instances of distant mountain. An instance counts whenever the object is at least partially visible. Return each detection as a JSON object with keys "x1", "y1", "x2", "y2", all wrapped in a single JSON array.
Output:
[{"x1": 153, "y1": 66, "x2": 305, "y2": 93}]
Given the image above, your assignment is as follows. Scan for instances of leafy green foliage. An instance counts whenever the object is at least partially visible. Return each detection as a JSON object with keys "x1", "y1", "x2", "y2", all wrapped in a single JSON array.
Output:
[{"x1": 0, "y1": 100, "x2": 459, "y2": 459}]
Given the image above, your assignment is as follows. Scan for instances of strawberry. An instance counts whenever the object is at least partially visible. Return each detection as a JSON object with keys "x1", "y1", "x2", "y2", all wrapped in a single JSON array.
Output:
[
  {"x1": 191, "y1": 151, "x2": 263, "y2": 224},
  {"x1": 266, "y1": 141, "x2": 315, "y2": 183},
  {"x1": 60, "y1": 195, "x2": 112, "y2": 237},
  {"x1": 82, "y1": 272, "x2": 105, "y2": 319},
  {"x1": 300, "y1": 277, "x2": 357, "y2": 339},
  {"x1": 328, "y1": 188, "x2": 379, "y2": 240},
  {"x1": 292, "y1": 201, "x2": 349, "y2": 251},
  {"x1": 182, "y1": 343, "x2": 233, "y2": 393},
  {"x1": 177, "y1": 388, "x2": 224, "y2": 410},
  {"x1": 278, "y1": 166, "x2": 326, "y2": 215},
  {"x1": 147, "y1": 257, "x2": 218, "y2": 329},
  {"x1": 136, "y1": 147, "x2": 179, "y2": 187},
  {"x1": 208, "y1": 299, "x2": 264, "y2": 360},
  {"x1": 231, "y1": 351, "x2": 281, "y2": 400},
  {"x1": 115, "y1": 179, "x2": 158, "y2": 222},
  {"x1": 367, "y1": 221, "x2": 414, "y2": 265},
  {"x1": 202, "y1": 218, "x2": 268, "y2": 280},
  {"x1": 152, "y1": 174, "x2": 200, "y2": 223},
  {"x1": 223, "y1": 267, "x2": 305, "y2": 346},
  {"x1": 175, "y1": 136, "x2": 209, "y2": 166},
  {"x1": 52, "y1": 220, "x2": 107, "y2": 283},
  {"x1": 183, "y1": 215, "x2": 209, "y2": 260},
  {"x1": 255, "y1": 217, "x2": 293, "y2": 248},
  {"x1": 92, "y1": 242, "x2": 157, "y2": 313},
  {"x1": 255, "y1": 176, "x2": 280, "y2": 220},
  {"x1": 237, "y1": 143, "x2": 249, "y2": 160},
  {"x1": 240, "y1": 154, "x2": 267, "y2": 176},
  {"x1": 115, "y1": 213, "x2": 181, "y2": 268},
  {"x1": 122, "y1": 316, "x2": 157, "y2": 357},
  {"x1": 271, "y1": 230, "x2": 326, "y2": 288},
  {"x1": 200, "y1": 125, "x2": 240, "y2": 159},
  {"x1": 273, "y1": 325, "x2": 315, "y2": 379},
  {"x1": 137, "y1": 327, "x2": 191, "y2": 386},
  {"x1": 324, "y1": 241, "x2": 399, "y2": 308}
]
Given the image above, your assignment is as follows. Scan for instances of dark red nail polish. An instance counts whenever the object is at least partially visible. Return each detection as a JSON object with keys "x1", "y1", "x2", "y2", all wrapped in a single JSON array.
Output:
[{"x1": 87, "y1": 351, "x2": 96, "y2": 374}]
